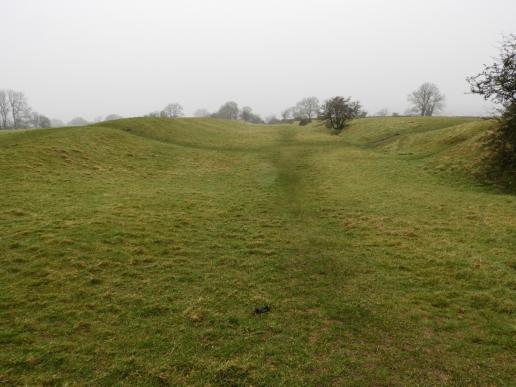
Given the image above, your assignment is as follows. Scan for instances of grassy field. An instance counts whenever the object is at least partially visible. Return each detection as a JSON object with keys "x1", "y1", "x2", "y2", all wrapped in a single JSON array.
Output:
[{"x1": 0, "y1": 117, "x2": 515, "y2": 385}]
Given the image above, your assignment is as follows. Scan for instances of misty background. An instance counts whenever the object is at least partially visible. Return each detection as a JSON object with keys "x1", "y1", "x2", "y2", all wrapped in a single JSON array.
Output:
[{"x1": 2, "y1": 0, "x2": 516, "y2": 122}]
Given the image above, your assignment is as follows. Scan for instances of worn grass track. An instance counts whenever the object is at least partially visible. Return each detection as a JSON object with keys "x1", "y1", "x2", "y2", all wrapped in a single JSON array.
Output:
[{"x1": 0, "y1": 117, "x2": 515, "y2": 385}]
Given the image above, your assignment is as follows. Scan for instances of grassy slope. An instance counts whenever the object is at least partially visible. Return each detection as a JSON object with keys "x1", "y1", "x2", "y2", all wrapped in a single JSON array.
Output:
[{"x1": 0, "y1": 117, "x2": 515, "y2": 385}]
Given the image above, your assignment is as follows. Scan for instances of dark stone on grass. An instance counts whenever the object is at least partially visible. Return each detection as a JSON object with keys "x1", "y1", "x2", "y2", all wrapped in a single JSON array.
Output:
[{"x1": 254, "y1": 305, "x2": 270, "y2": 315}]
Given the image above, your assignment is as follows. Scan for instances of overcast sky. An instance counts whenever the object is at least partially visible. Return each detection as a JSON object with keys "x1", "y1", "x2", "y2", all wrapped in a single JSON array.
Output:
[{"x1": 1, "y1": 0, "x2": 515, "y2": 121}]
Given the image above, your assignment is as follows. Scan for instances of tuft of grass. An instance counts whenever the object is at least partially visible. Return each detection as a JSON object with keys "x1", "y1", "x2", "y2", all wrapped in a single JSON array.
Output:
[{"x1": 1, "y1": 117, "x2": 515, "y2": 385}]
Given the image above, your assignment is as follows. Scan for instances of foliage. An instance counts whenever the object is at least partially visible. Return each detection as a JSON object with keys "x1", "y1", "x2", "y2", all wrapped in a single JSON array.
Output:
[
  {"x1": 298, "y1": 117, "x2": 311, "y2": 126},
  {"x1": 467, "y1": 34, "x2": 516, "y2": 108},
  {"x1": 468, "y1": 35, "x2": 516, "y2": 188},
  {"x1": 481, "y1": 104, "x2": 516, "y2": 187},
  {"x1": 215, "y1": 101, "x2": 239, "y2": 120},
  {"x1": 240, "y1": 106, "x2": 264, "y2": 123},
  {"x1": 319, "y1": 96, "x2": 363, "y2": 131}
]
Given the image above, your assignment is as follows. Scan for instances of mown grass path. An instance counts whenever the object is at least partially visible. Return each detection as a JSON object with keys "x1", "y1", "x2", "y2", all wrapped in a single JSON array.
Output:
[{"x1": 0, "y1": 118, "x2": 515, "y2": 385}]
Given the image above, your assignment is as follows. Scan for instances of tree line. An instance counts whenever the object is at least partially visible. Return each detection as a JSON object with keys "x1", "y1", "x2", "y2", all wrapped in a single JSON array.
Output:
[
  {"x1": 0, "y1": 89, "x2": 127, "y2": 129},
  {"x1": 2, "y1": 82, "x2": 447, "y2": 131},
  {"x1": 0, "y1": 89, "x2": 51, "y2": 129},
  {"x1": 191, "y1": 98, "x2": 366, "y2": 130},
  {"x1": 146, "y1": 102, "x2": 265, "y2": 123},
  {"x1": 142, "y1": 87, "x2": 445, "y2": 134}
]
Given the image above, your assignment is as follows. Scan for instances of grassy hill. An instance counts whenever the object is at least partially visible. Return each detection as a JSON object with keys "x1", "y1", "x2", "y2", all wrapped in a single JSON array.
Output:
[{"x1": 1, "y1": 117, "x2": 514, "y2": 385}]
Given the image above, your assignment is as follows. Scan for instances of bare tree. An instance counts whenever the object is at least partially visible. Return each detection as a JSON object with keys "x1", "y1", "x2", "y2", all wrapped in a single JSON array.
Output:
[
  {"x1": 266, "y1": 115, "x2": 281, "y2": 124},
  {"x1": 294, "y1": 97, "x2": 320, "y2": 122},
  {"x1": 29, "y1": 112, "x2": 51, "y2": 128},
  {"x1": 162, "y1": 103, "x2": 184, "y2": 118},
  {"x1": 240, "y1": 106, "x2": 252, "y2": 122},
  {"x1": 104, "y1": 114, "x2": 123, "y2": 121},
  {"x1": 216, "y1": 101, "x2": 239, "y2": 120},
  {"x1": 407, "y1": 83, "x2": 445, "y2": 116},
  {"x1": 375, "y1": 108, "x2": 389, "y2": 116},
  {"x1": 240, "y1": 106, "x2": 264, "y2": 123},
  {"x1": 68, "y1": 117, "x2": 89, "y2": 126},
  {"x1": 30, "y1": 112, "x2": 42, "y2": 128},
  {"x1": 0, "y1": 90, "x2": 10, "y2": 129},
  {"x1": 0, "y1": 89, "x2": 51, "y2": 129},
  {"x1": 320, "y1": 96, "x2": 363, "y2": 131},
  {"x1": 194, "y1": 108, "x2": 210, "y2": 117},
  {"x1": 281, "y1": 107, "x2": 294, "y2": 121},
  {"x1": 51, "y1": 118, "x2": 65, "y2": 128},
  {"x1": 39, "y1": 115, "x2": 51, "y2": 128},
  {"x1": 7, "y1": 90, "x2": 30, "y2": 128}
]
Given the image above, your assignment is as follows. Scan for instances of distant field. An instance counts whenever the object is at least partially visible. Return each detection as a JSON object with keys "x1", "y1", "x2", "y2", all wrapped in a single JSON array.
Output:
[{"x1": 1, "y1": 117, "x2": 514, "y2": 385}]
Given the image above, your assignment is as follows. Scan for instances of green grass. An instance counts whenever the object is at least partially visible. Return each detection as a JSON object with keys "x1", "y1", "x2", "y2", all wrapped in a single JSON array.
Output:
[{"x1": 1, "y1": 117, "x2": 514, "y2": 385}]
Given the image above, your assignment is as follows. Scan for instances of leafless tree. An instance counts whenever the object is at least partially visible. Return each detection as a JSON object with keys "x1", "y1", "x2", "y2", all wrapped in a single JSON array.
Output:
[
  {"x1": 30, "y1": 112, "x2": 51, "y2": 128},
  {"x1": 216, "y1": 101, "x2": 239, "y2": 120},
  {"x1": 68, "y1": 117, "x2": 89, "y2": 126},
  {"x1": 51, "y1": 118, "x2": 64, "y2": 128},
  {"x1": 0, "y1": 90, "x2": 10, "y2": 129},
  {"x1": 281, "y1": 107, "x2": 294, "y2": 121},
  {"x1": 295, "y1": 97, "x2": 320, "y2": 121},
  {"x1": 375, "y1": 108, "x2": 389, "y2": 116},
  {"x1": 39, "y1": 115, "x2": 51, "y2": 128},
  {"x1": 104, "y1": 114, "x2": 122, "y2": 121},
  {"x1": 30, "y1": 112, "x2": 41, "y2": 128},
  {"x1": 266, "y1": 115, "x2": 281, "y2": 124},
  {"x1": 162, "y1": 103, "x2": 184, "y2": 118},
  {"x1": 407, "y1": 83, "x2": 445, "y2": 116},
  {"x1": 8, "y1": 90, "x2": 30, "y2": 128},
  {"x1": 194, "y1": 108, "x2": 210, "y2": 117},
  {"x1": 240, "y1": 106, "x2": 264, "y2": 123}
]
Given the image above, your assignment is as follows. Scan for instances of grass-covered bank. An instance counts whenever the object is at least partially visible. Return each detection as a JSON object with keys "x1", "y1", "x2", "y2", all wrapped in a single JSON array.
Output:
[{"x1": 1, "y1": 117, "x2": 514, "y2": 385}]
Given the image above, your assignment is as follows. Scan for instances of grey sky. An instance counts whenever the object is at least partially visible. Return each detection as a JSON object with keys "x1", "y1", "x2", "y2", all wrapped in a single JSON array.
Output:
[{"x1": 2, "y1": 0, "x2": 515, "y2": 121}]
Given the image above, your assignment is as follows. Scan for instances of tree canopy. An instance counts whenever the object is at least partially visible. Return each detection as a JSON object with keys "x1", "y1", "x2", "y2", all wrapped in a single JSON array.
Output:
[
  {"x1": 407, "y1": 83, "x2": 445, "y2": 116},
  {"x1": 467, "y1": 34, "x2": 516, "y2": 108},
  {"x1": 319, "y1": 96, "x2": 364, "y2": 131}
]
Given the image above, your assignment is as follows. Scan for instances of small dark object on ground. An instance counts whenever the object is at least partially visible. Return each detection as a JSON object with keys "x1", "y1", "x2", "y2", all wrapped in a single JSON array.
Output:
[{"x1": 254, "y1": 305, "x2": 270, "y2": 315}]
